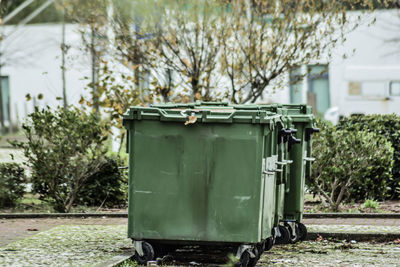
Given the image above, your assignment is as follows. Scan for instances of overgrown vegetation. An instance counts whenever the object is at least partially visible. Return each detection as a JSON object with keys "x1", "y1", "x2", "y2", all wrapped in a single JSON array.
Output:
[
  {"x1": 76, "y1": 154, "x2": 127, "y2": 208},
  {"x1": 308, "y1": 119, "x2": 394, "y2": 211},
  {"x1": 0, "y1": 162, "x2": 27, "y2": 208},
  {"x1": 362, "y1": 199, "x2": 380, "y2": 210},
  {"x1": 10, "y1": 107, "x2": 115, "y2": 213},
  {"x1": 337, "y1": 114, "x2": 400, "y2": 199}
]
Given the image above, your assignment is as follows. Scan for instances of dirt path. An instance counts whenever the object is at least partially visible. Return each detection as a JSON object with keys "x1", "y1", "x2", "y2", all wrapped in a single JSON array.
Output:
[{"x1": 0, "y1": 217, "x2": 127, "y2": 247}]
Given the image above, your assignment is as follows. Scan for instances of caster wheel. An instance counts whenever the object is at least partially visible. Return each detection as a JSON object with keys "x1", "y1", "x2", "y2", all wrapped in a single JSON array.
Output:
[
  {"x1": 264, "y1": 237, "x2": 274, "y2": 251},
  {"x1": 257, "y1": 242, "x2": 265, "y2": 254},
  {"x1": 134, "y1": 241, "x2": 154, "y2": 265},
  {"x1": 275, "y1": 225, "x2": 290, "y2": 245},
  {"x1": 152, "y1": 243, "x2": 167, "y2": 258},
  {"x1": 297, "y1": 222, "x2": 308, "y2": 241},
  {"x1": 247, "y1": 247, "x2": 259, "y2": 267},
  {"x1": 285, "y1": 223, "x2": 299, "y2": 244},
  {"x1": 235, "y1": 250, "x2": 250, "y2": 267}
]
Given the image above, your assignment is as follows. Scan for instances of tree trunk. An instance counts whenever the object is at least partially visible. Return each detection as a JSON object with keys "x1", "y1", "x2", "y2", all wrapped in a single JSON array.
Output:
[
  {"x1": 61, "y1": 10, "x2": 68, "y2": 109},
  {"x1": 0, "y1": 63, "x2": 5, "y2": 134},
  {"x1": 91, "y1": 26, "x2": 99, "y2": 116}
]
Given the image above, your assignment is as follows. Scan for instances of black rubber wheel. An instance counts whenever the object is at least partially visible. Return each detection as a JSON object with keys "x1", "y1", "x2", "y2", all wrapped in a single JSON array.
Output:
[
  {"x1": 134, "y1": 241, "x2": 154, "y2": 265},
  {"x1": 235, "y1": 250, "x2": 250, "y2": 267},
  {"x1": 297, "y1": 222, "x2": 308, "y2": 241},
  {"x1": 285, "y1": 223, "x2": 299, "y2": 244},
  {"x1": 257, "y1": 242, "x2": 265, "y2": 254},
  {"x1": 264, "y1": 237, "x2": 274, "y2": 251},
  {"x1": 152, "y1": 243, "x2": 167, "y2": 258},
  {"x1": 275, "y1": 225, "x2": 290, "y2": 245},
  {"x1": 247, "y1": 247, "x2": 259, "y2": 267}
]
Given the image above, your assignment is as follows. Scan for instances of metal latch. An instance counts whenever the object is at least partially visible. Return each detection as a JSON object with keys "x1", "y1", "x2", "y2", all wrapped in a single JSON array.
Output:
[
  {"x1": 263, "y1": 170, "x2": 275, "y2": 175},
  {"x1": 276, "y1": 160, "x2": 293, "y2": 165},
  {"x1": 304, "y1": 157, "x2": 315, "y2": 162}
]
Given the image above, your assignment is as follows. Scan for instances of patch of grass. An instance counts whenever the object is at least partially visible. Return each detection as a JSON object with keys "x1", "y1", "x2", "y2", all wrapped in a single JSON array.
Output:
[
  {"x1": 362, "y1": 199, "x2": 380, "y2": 210},
  {"x1": 19, "y1": 194, "x2": 43, "y2": 205},
  {"x1": 119, "y1": 259, "x2": 138, "y2": 267}
]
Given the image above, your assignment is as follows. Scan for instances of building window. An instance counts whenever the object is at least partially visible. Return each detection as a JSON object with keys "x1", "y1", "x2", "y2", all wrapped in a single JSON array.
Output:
[
  {"x1": 0, "y1": 76, "x2": 10, "y2": 123},
  {"x1": 289, "y1": 66, "x2": 303, "y2": 104},
  {"x1": 348, "y1": 82, "x2": 361, "y2": 96},
  {"x1": 348, "y1": 81, "x2": 385, "y2": 97},
  {"x1": 390, "y1": 81, "x2": 400, "y2": 96},
  {"x1": 307, "y1": 65, "x2": 330, "y2": 114}
]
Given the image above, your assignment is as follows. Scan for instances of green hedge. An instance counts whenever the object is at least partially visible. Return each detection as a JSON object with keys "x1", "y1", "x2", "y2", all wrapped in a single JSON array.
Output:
[
  {"x1": 308, "y1": 120, "x2": 393, "y2": 210},
  {"x1": 337, "y1": 114, "x2": 400, "y2": 199},
  {"x1": 0, "y1": 163, "x2": 27, "y2": 208},
  {"x1": 76, "y1": 155, "x2": 127, "y2": 208}
]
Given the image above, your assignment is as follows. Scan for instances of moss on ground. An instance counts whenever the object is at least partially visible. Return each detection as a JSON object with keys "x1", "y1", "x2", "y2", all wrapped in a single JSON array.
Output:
[
  {"x1": 261, "y1": 240, "x2": 400, "y2": 266},
  {"x1": 2, "y1": 224, "x2": 400, "y2": 266},
  {"x1": 0, "y1": 225, "x2": 131, "y2": 266}
]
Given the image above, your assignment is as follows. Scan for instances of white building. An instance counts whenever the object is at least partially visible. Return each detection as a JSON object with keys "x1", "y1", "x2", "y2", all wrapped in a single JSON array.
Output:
[
  {"x1": 272, "y1": 10, "x2": 400, "y2": 118},
  {"x1": 0, "y1": 23, "x2": 91, "y2": 127},
  {"x1": 1, "y1": 10, "x2": 400, "y2": 128}
]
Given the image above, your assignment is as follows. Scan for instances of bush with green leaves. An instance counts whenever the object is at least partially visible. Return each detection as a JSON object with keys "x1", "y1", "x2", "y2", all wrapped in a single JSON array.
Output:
[
  {"x1": 337, "y1": 114, "x2": 400, "y2": 199},
  {"x1": 12, "y1": 107, "x2": 110, "y2": 213},
  {"x1": 362, "y1": 199, "x2": 380, "y2": 210},
  {"x1": 308, "y1": 120, "x2": 393, "y2": 211},
  {"x1": 76, "y1": 155, "x2": 127, "y2": 208},
  {"x1": 0, "y1": 163, "x2": 27, "y2": 208}
]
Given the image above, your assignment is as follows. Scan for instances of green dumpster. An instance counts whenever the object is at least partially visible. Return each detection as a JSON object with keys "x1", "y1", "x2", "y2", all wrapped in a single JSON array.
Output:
[
  {"x1": 123, "y1": 102, "x2": 281, "y2": 266},
  {"x1": 281, "y1": 104, "x2": 319, "y2": 240},
  {"x1": 234, "y1": 104, "x2": 316, "y2": 245}
]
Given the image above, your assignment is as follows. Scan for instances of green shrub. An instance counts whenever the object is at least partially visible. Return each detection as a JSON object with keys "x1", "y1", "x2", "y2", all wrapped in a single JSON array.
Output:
[
  {"x1": 12, "y1": 107, "x2": 110, "y2": 213},
  {"x1": 308, "y1": 120, "x2": 393, "y2": 211},
  {"x1": 76, "y1": 155, "x2": 127, "y2": 208},
  {"x1": 337, "y1": 114, "x2": 400, "y2": 199},
  {"x1": 0, "y1": 163, "x2": 27, "y2": 208},
  {"x1": 362, "y1": 199, "x2": 380, "y2": 210}
]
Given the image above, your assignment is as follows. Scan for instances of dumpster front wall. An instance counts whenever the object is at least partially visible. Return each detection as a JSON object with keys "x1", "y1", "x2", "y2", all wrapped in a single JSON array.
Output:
[{"x1": 127, "y1": 120, "x2": 268, "y2": 244}]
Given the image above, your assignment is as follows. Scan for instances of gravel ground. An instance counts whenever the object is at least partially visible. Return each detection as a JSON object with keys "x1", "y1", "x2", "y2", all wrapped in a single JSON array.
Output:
[
  {"x1": 0, "y1": 225, "x2": 131, "y2": 267},
  {"x1": 2, "y1": 222, "x2": 400, "y2": 266},
  {"x1": 121, "y1": 240, "x2": 400, "y2": 266},
  {"x1": 0, "y1": 217, "x2": 127, "y2": 247},
  {"x1": 259, "y1": 240, "x2": 400, "y2": 266}
]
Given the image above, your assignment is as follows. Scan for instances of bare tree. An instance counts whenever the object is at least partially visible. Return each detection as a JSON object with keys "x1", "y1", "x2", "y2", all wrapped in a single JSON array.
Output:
[
  {"x1": 220, "y1": 0, "x2": 384, "y2": 104},
  {"x1": 60, "y1": 0, "x2": 109, "y2": 115}
]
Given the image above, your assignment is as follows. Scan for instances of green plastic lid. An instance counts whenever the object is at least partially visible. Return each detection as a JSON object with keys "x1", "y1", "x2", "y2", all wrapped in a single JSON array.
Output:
[{"x1": 123, "y1": 102, "x2": 281, "y2": 125}]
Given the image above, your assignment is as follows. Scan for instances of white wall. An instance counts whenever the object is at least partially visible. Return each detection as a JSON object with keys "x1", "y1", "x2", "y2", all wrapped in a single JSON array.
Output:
[
  {"x1": 2, "y1": 10, "x2": 400, "y2": 125},
  {"x1": 1, "y1": 23, "x2": 91, "y2": 124},
  {"x1": 330, "y1": 10, "x2": 400, "y2": 116},
  {"x1": 273, "y1": 9, "x2": 400, "y2": 116}
]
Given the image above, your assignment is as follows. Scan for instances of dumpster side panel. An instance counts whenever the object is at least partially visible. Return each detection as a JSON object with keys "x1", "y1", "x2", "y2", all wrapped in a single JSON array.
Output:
[
  {"x1": 127, "y1": 121, "x2": 263, "y2": 243},
  {"x1": 261, "y1": 130, "x2": 277, "y2": 239},
  {"x1": 284, "y1": 123, "x2": 307, "y2": 221}
]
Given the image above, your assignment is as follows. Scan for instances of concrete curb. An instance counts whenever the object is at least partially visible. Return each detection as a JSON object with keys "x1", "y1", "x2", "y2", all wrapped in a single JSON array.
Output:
[
  {"x1": 94, "y1": 250, "x2": 134, "y2": 267},
  {"x1": 2, "y1": 212, "x2": 399, "y2": 219},
  {"x1": 303, "y1": 213, "x2": 400, "y2": 219},
  {"x1": 306, "y1": 232, "x2": 400, "y2": 242},
  {"x1": 0, "y1": 213, "x2": 128, "y2": 219}
]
